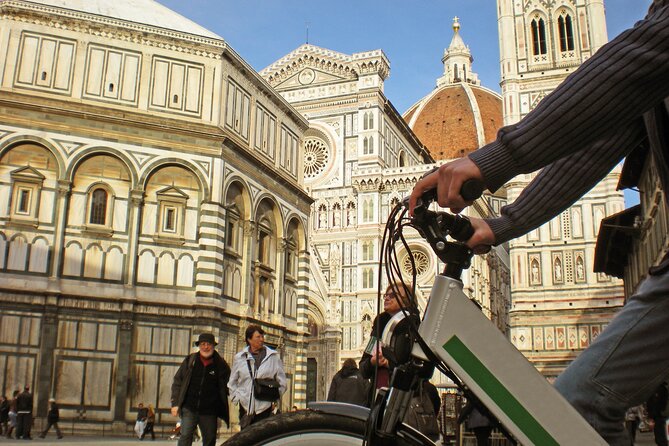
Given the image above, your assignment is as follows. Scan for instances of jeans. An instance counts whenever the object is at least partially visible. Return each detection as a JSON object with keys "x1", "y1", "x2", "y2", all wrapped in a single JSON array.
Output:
[
  {"x1": 555, "y1": 268, "x2": 669, "y2": 445},
  {"x1": 177, "y1": 407, "x2": 217, "y2": 446}
]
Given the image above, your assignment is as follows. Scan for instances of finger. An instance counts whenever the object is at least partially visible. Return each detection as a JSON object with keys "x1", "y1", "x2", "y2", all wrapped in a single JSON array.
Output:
[
  {"x1": 472, "y1": 245, "x2": 492, "y2": 255},
  {"x1": 409, "y1": 173, "x2": 438, "y2": 215}
]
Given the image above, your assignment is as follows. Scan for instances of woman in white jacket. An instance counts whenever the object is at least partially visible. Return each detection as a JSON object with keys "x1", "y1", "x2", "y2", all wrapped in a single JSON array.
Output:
[{"x1": 228, "y1": 324, "x2": 287, "y2": 428}]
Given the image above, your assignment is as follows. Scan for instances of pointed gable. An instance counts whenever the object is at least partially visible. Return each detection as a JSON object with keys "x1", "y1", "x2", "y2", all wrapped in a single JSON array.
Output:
[
  {"x1": 11, "y1": 166, "x2": 46, "y2": 181},
  {"x1": 260, "y1": 44, "x2": 390, "y2": 90}
]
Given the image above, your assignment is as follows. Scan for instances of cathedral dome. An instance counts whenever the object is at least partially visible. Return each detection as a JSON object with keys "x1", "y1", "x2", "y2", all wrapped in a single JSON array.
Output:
[
  {"x1": 404, "y1": 83, "x2": 502, "y2": 160},
  {"x1": 404, "y1": 18, "x2": 503, "y2": 160}
]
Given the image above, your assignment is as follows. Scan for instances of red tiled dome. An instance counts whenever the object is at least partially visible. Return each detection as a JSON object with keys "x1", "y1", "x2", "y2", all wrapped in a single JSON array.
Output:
[{"x1": 404, "y1": 83, "x2": 503, "y2": 161}]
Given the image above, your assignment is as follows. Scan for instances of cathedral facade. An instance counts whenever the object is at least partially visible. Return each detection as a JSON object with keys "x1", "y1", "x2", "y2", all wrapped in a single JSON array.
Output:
[
  {"x1": 261, "y1": 28, "x2": 512, "y2": 396},
  {"x1": 0, "y1": 0, "x2": 312, "y2": 433}
]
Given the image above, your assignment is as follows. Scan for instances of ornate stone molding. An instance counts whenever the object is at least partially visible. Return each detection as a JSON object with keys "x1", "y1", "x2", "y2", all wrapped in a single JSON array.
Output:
[{"x1": 2, "y1": 3, "x2": 224, "y2": 59}]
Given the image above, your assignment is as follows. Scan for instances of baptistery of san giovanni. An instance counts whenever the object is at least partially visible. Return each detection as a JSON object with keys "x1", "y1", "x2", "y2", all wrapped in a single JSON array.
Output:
[{"x1": 0, "y1": 0, "x2": 312, "y2": 434}]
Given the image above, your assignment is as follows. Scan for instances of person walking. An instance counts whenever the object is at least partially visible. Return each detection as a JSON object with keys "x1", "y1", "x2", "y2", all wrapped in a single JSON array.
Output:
[
  {"x1": 647, "y1": 383, "x2": 669, "y2": 446},
  {"x1": 135, "y1": 403, "x2": 148, "y2": 439},
  {"x1": 327, "y1": 358, "x2": 370, "y2": 407},
  {"x1": 458, "y1": 401, "x2": 493, "y2": 446},
  {"x1": 15, "y1": 386, "x2": 33, "y2": 440},
  {"x1": 409, "y1": 2, "x2": 669, "y2": 444},
  {"x1": 228, "y1": 325, "x2": 287, "y2": 429},
  {"x1": 170, "y1": 332, "x2": 230, "y2": 446},
  {"x1": 6, "y1": 390, "x2": 18, "y2": 439},
  {"x1": 141, "y1": 404, "x2": 156, "y2": 441},
  {"x1": 39, "y1": 398, "x2": 63, "y2": 439},
  {"x1": 625, "y1": 405, "x2": 644, "y2": 446},
  {"x1": 0, "y1": 395, "x2": 8, "y2": 436}
]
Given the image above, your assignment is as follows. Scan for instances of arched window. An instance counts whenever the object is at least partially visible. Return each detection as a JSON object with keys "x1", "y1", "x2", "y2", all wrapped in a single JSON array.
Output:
[
  {"x1": 89, "y1": 188, "x2": 108, "y2": 225},
  {"x1": 362, "y1": 241, "x2": 373, "y2": 261},
  {"x1": 398, "y1": 151, "x2": 407, "y2": 167},
  {"x1": 346, "y1": 202, "x2": 356, "y2": 226},
  {"x1": 362, "y1": 199, "x2": 374, "y2": 223},
  {"x1": 531, "y1": 18, "x2": 548, "y2": 55},
  {"x1": 454, "y1": 64, "x2": 459, "y2": 81},
  {"x1": 558, "y1": 14, "x2": 575, "y2": 52}
]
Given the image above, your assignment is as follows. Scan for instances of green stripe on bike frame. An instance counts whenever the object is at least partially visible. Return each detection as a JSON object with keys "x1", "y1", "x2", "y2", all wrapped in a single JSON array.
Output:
[{"x1": 443, "y1": 336, "x2": 558, "y2": 446}]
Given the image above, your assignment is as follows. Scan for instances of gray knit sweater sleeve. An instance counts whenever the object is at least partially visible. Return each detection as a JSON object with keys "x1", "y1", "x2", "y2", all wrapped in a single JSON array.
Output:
[{"x1": 468, "y1": 3, "x2": 669, "y2": 244}]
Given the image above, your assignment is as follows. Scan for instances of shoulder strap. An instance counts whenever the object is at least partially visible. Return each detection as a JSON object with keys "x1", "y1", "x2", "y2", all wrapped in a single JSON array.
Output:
[{"x1": 245, "y1": 355, "x2": 254, "y2": 413}]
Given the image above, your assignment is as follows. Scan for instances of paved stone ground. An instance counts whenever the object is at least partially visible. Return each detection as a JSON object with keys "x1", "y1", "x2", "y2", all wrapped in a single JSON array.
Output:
[{"x1": 0, "y1": 430, "x2": 659, "y2": 445}]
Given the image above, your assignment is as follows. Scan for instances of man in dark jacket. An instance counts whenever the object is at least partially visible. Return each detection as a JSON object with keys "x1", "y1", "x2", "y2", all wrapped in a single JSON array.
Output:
[
  {"x1": 327, "y1": 359, "x2": 370, "y2": 407},
  {"x1": 0, "y1": 395, "x2": 8, "y2": 436},
  {"x1": 171, "y1": 333, "x2": 230, "y2": 446},
  {"x1": 15, "y1": 386, "x2": 32, "y2": 440},
  {"x1": 39, "y1": 398, "x2": 62, "y2": 439}
]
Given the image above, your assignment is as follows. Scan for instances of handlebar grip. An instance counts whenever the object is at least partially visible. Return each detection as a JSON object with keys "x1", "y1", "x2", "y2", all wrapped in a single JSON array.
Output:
[
  {"x1": 411, "y1": 179, "x2": 485, "y2": 209},
  {"x1": 460, "y1": 179, "x2": 485, "y2": 202}
]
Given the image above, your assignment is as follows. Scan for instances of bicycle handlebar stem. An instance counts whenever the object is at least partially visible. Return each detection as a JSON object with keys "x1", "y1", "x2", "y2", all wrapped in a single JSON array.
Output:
[{"x1": 410, "y1": 206, "x2": 474, "y2": 279}]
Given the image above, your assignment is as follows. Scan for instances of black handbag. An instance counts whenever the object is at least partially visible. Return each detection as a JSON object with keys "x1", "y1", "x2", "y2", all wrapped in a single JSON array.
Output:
[
  {"x1": 253, "y1": 378, "x2": 281, "y2": 402},
  {"x1": 246, "y1": 360, "x2": 281, "y2": 402},
  {"x1": 403, "y1": 384, "x2": 440, "y2": 440}
]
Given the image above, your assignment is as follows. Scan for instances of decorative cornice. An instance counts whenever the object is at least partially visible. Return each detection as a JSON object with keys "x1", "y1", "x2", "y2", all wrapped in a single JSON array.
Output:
[{"x1": 1, "y1": 2, "x2": 225, "y2": 59}]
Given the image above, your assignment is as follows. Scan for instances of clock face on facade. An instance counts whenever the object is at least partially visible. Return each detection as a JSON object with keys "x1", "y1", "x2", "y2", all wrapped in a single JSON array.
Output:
[{"x1": 298, "y1": 68, "x2": 316, "y2": 85}]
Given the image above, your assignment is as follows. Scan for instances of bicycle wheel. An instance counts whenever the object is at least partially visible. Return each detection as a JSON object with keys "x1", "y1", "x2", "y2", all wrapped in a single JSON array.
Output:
[{"x1": 222, "y1": 410, "x2": 431, "y2": 446}]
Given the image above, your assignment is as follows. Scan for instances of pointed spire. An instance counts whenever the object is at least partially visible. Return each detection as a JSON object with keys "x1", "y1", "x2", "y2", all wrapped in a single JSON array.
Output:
[{"x1": 437, "y1": 17, "x2": 480, "y2": 87}]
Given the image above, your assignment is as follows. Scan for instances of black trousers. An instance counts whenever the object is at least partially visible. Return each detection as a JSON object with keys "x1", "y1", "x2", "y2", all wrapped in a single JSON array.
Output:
[
  {"x1": 40, "y1": 421, "x2": 62, "y2": 438},
  {"x1": 16, "y1": 413, "x2": 31, "y2": 439},
  {"x1": 239, "y1": 405, "x2": 273, "y2": 428}
]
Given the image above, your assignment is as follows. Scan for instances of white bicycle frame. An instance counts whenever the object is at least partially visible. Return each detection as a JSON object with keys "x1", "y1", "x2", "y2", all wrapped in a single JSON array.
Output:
[{"x1": 402, "y1": 273, "x2": 606, "y2": 445}]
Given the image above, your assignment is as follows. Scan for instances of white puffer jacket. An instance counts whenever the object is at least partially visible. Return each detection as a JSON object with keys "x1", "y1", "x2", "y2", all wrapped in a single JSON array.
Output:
[{"x1": 228, "y1": 345, "x2": 287, "y2": 414}]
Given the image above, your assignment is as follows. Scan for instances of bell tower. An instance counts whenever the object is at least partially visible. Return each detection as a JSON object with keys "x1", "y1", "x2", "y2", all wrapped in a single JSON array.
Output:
[
  {"x1": 497, "y1": 0, "x2": 608, "y2": 124},
  {"x1": 495, "y1": 0, "x2": 625, "y2": 380}
]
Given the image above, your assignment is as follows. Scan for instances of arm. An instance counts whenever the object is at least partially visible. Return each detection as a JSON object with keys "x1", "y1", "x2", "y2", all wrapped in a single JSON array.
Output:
[
  {"x1": 170, "y1": 357, "x2": 189, "y2": 416},
  {"x1": 227, "y1": 355, "x2": 242, "y2": 404},
  {"x1": 410, "y1": 5, "x2": 669, "y2": 213},
  {"x1": 327, "y1": 375, "x2": 338, "y2": 401},
  {"x1": 275, "y1": 356, "x2": 288, "y2": 395},
  {"x1": 484, "y1": 120, "x2": 645, "y2": 245}
]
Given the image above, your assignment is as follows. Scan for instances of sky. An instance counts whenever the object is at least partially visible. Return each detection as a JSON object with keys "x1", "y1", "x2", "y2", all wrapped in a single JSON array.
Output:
[{"x1": 157, "y1": 0, "x2": 650, "y2": 205}]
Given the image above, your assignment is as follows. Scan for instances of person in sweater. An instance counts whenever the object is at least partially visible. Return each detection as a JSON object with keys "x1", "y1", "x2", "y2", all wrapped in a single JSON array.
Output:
[
  {"x1": 228, "y1": 325, "x2": 287, "y2": 429},
  {"x1": 327, "y1": 359, "x2": 370, "y2": 407},
  {"x1": 170, "y1": 333, "x2": 231, "y2": 446},
  {"x1": 409, "y1": 2, "x2": 669, "y2": 444},
  {"x1": 39, "y1": 398, "x2": 62, "y2": 439}
]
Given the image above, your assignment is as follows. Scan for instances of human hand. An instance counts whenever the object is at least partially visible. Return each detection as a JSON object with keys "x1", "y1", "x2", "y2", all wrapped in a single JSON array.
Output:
[
  {"x1": 409, "y1": 158, "x2": 484, "y2": 215},
  {"x1": 170, "y1": 406, "x2": 178, "y2": 417},
  {"x1": 465, "y1": 217, "x2": 496, "y2": 253}
]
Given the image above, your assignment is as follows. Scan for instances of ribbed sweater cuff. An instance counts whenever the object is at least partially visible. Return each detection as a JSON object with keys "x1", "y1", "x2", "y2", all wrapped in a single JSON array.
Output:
[
  {"x1": 484, "y1": 216, "x2": 517, "y2": 246},
  {"x1": 468, "y1": 140, "x2": 519, "y2": 192}
]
